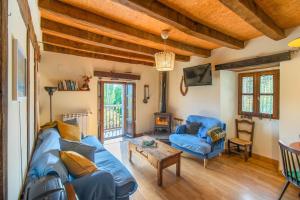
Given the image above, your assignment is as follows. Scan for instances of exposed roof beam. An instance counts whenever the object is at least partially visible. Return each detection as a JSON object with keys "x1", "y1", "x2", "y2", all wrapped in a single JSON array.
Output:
[
  {"x1": 41, "y1": 19, "x2": 190, "y2": 62},
  {"x1": 112, "y1": 0, "x2": 244, "y2": 49},
  {"x1": 38, "y1": 0, "x2": 210, "y2": 57},
  {"x1": 44, "y1": 44, "x2": 154, "y2": 66},
  {"x1": 219, "y1": 0, "x2": 285, "y2": 40},
  {"x1": 43, "y1": 34, "x2": 155, "y2": 63}
]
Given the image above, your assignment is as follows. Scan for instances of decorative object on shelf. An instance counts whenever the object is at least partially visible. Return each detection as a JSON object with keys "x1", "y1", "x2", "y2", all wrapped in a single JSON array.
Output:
[
  {"x1": 12, "y1": 38, "x2": 27, "y2": 100},
  {"x1": 288, "y1": 37, "x2": 300, "y2": 47},
  {"x1": 58, "y1": 80, "x2": 79, "y2": 91},
  {"x1": 180, "y1": 76, "x2": 188, "y2": 96},
  {"x1": 44, "y1": 86, "x2": 57, "y2": 122},
  {"x1": 80, "y1": 75, "x2": 92, "y2": 91},
  {"x1": 143, "y1": 84, "x2": 150, "y2": 103},
  {"x1": 155, "y1": 29, "x2": 175, "y2": 71}
]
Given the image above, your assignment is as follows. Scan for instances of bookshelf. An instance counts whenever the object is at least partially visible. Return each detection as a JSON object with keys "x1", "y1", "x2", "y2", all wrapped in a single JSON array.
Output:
[{"x1": 57, "y1": 79, "x2": 90, "y2": 91}]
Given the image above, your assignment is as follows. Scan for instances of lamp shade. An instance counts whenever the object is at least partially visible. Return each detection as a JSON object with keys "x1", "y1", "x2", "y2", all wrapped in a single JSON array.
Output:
[
  {"x1": 288, "y1": 38, "x2": 300, "y2": 47},
  {"x1": 154, "y1": 51, "x2": 175, "y2": 71}
]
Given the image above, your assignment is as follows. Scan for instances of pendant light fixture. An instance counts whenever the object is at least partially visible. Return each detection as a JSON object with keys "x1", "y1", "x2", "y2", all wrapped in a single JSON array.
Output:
[
  {"x1": 155, "y1": 30, "x2": 175, "y2": 71},
  {"x1": 288, "y1": 37, "x2": 300, "y2": 48}
]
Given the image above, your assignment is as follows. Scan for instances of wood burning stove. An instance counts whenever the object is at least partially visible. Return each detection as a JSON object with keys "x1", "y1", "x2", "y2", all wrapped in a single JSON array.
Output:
[
  {"x1": 154, "y1": 112, "x2": 172, "y2": 134},
  {"x1": 154, "y1": 72, "x2": 172, "y2": 134}
]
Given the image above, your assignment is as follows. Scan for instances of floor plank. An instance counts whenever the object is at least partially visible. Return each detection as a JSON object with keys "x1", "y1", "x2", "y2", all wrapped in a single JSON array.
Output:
[{"x1": 105, "y1": 139, "x2": 299, "y2": 200}]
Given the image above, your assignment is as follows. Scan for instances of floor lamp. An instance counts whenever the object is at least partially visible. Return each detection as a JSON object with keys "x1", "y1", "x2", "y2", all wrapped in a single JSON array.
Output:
[{"x1": 44, "y1": 86, "x2": 57, "y2": 122}]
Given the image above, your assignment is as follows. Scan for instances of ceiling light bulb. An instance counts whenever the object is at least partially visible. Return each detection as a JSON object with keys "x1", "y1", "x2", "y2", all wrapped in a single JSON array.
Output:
[{"x1": 161, "y1": 29, "x2": 170, "y2": 40}]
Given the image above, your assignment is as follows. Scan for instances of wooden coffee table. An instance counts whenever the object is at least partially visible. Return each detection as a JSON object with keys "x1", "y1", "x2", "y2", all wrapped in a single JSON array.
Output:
[{"x1": 128, "y1": 136, "x2": 182, "y2": 186}]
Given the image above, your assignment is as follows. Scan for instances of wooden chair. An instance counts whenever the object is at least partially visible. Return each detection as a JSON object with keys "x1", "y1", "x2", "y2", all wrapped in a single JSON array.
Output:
[
  {"x1": 228, "y1": 119, "x2": 255, "y2": 161},
  {"x1": 278, "y1": 140, "x2": 300, "y2": 200}
]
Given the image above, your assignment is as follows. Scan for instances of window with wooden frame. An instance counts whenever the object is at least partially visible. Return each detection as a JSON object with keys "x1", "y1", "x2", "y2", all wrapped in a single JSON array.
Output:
[{"x1": 238, "y1": 70, "x2": 279, "y2": 119}]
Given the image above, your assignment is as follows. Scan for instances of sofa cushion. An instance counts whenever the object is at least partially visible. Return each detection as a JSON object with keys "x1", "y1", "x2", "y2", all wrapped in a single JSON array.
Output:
[
  {"x1": 169, "y1": 134, "x2": 211, "y2": 155},
  {"x1": 57, "y1": 121, "x2": 81, "y2": 141},
  {"x1": 207, "y1": 127, "x2": 226, "y2": 143},
  {"x1": 94, "y1": 150, "x2": 138, "y2": 198},
  {"x1": 31, "y1": 128, "x2": 61, "y2": 164},
  {"x1": 82, "y1": 136, "x2": 105, "y2": 151},
  {"x1": 63, "y1": 118, "x2": 79, "y2": 126},
  {"x1": 60, "y1": 151, "x2": 98, "y2": 178},
  {"x1": 187, "y1": 115, "x2": 223, "y2": 137},
  {"x1": 186, "y1": 122, "x2": 202, "y2": 135},
  {"x1": 60, "y1": 138, "x2": 96, "y2": 161},
  {"x1": 71, "y1": 171, "x2": 116, "y2": 200},
  {"x1": 28, "y1": 150, "x2": 69, "y2": 183}
]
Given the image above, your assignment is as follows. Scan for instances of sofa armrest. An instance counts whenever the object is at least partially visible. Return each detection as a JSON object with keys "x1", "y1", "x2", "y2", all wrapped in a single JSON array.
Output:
[
  {"x1": 211, "y1": 138, "x2": 225, "y2": 152},
  {"x1": 71, "y1": 171, "x2": 115, "y2": 200},
  {"x1": 175, "y1": 125, "x2": 186, "y2": 134}
]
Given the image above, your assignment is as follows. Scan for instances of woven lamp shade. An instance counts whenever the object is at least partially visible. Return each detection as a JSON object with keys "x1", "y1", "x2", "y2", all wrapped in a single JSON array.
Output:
[
  {"x1": 154, "y1": 51, "x2": 175, "y2": 71},
  {"x1": 288, "y1": 38, "x2": 300, "y2": 47}
]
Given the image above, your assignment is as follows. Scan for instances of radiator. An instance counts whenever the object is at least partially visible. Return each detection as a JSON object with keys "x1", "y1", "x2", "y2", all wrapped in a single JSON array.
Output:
[{"x1": 61, "y1": 112, "x2": 90, "y2": 136}]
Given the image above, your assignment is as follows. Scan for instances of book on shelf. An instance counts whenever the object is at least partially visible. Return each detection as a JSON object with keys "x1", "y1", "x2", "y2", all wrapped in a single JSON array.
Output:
[{"x1": 57, "y1": 80, "x2": 80, "y2": 91}]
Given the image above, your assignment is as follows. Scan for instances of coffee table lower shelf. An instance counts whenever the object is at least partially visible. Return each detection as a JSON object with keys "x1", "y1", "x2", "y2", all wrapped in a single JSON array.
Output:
[{"x1": 128, "y1": 137, "x2": 182, "y2": 186}]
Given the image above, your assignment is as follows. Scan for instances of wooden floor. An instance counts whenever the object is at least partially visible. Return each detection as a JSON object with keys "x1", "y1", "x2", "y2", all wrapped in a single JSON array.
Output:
[{"x1": 105, "y1": 139, "x2": 299, "y2": 200}]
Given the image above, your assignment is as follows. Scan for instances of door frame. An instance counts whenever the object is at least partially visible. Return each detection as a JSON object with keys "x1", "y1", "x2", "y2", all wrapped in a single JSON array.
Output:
[
  {"x1": 1, "y1": 0, "x2": 8, "y2": 198},
  {"x1": 98, "y1": 81, "x2": 136, "y2": 143},
  {"x1": 124, "y1": 82, "x2": 136, "y2": 138}
]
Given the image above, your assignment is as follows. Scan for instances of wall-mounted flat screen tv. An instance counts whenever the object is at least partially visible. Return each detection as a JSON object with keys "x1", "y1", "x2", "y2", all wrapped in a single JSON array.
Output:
[{"x1": 183, "y1": 63, "x2": 212, "y2": 87}]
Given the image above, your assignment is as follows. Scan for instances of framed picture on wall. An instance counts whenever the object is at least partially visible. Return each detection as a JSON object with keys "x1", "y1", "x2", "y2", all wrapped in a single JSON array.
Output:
[{"x1": 12, "y1": 38, "x2": 27, "y2": 100}]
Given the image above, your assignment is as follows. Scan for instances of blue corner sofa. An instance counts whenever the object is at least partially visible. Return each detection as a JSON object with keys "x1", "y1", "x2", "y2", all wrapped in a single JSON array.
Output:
[
  {"x1": 169, "y1": 115, "x2": 226, "y2": 167},
  {"x1": 25, "y1": 127, "x2": 137, "y2": 200}
]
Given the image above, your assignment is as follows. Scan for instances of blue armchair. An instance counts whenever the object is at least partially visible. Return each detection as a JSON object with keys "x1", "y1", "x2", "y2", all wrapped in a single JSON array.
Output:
[{"x1": 169, "y1": 115, "x2": 226, "y2": 168}]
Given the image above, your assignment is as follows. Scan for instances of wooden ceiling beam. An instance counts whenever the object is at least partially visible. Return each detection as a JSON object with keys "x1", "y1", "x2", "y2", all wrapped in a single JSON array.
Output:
[
  {"x1": 112, "y1": 0, "x2": 244, "y2": 49},
  {"x1": 43, "y1": 44, "x2": 154, "y2": 66},
  {"x1": 219, "y1": 0, "x2": 285, "y2": 40},
  {"x1": 38, "y1": 0, "x2": 210, "y2": 57},
  {"x1": 41, "y1": 19, "x2": 190, "y2": 62},
  {"x1": 94, "y1": 71, "x2": 141, "y2": 80},
  {"x1": 215, "y1": 51, "x2": 291, "y2": 70},
  {"x1": 42, "y1": 34, "x2": 155, "y2": 63}
]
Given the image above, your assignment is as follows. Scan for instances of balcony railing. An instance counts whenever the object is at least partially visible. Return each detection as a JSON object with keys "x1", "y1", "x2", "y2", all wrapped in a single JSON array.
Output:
[{"x1": 104, "y1": 104, "x2": 123, "y2": 140}]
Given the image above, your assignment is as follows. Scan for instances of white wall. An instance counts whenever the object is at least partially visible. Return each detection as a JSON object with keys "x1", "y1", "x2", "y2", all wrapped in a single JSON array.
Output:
[
  {"x1": 168, "y1": 26, "x2": 300, "y2": 160},
  {"x1": 7, "y1": 0, "x2": 41, "y2": 199},
  {"x1": 39, "y1": 51, "x2": 160, "y2": 136},
  {"x1": 279, "y1": 51, "x2": 300, "y2": 144}
]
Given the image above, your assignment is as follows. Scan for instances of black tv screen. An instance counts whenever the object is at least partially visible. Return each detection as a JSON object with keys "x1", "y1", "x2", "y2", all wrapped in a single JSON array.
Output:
[{"x1": 183, "y1": 63, "x2": 212, "y2": 86}]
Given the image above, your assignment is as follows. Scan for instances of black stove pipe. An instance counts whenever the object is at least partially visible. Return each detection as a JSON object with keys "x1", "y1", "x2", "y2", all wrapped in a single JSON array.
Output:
[{"x1": 160, "y1": 72, "x2": 167, "y2": 113}]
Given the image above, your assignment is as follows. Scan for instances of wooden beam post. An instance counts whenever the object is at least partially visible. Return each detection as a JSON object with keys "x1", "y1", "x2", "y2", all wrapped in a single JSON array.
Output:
[
  {"x1": 219, "y1": 0, "x2": 285, "y2": 40},
  {"x1": 0, "y1": 0, "x2": 8, "y2": 198},
  {"x1": 112, "y1": 0, "x2": 244, "y2": 49},
  {"x1": 44, "y1": 44, "x2": 154, "y2": 66},
  {"x1": 41, "y1": 19, "x2": 190, "y2": 62},
  {"x1": 38, "y1": 0, "x2": 210, "y2": 57},
  {"x1": 17, "y1": 0, "x2": 41, "y2": 57}
]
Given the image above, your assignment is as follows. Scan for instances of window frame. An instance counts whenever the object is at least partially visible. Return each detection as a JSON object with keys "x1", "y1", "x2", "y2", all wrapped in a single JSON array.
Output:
[{"x1": 238, "y1": 69, "x2": 279, "y2": 119}]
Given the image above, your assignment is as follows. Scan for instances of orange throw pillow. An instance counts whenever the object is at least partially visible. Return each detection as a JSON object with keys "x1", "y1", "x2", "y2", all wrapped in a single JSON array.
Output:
[
  {"x1": 60, "y1": 151, "x2": 98, "y2": 177},
  {"x1": 57, "y1": 121, "x2": 81, "y2": 141}
]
